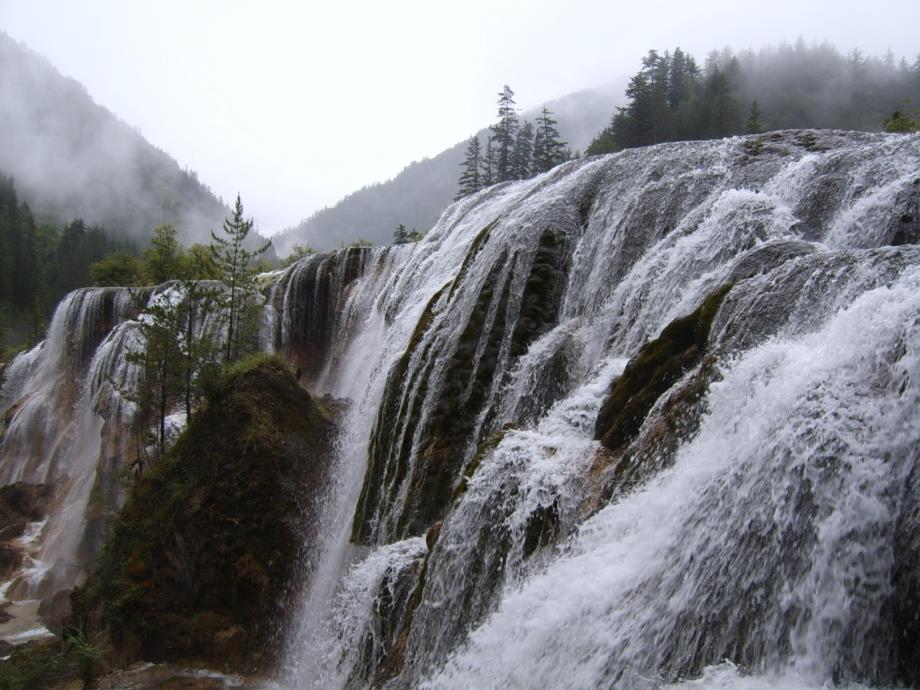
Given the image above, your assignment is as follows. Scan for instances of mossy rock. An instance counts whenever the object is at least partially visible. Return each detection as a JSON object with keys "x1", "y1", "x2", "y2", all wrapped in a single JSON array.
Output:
[
  {"x1": 595, "y1": 285, "x2": 731, "y2": 451},
  {"x1": 70, "y1": 356, "x2": 338, "y2": 673},
  {"x1": 354, "y1": 224, "x2": 573, "y2": 544},
  {"x1": 0, "y1": 638, "x2": 81, "y2": 690}
]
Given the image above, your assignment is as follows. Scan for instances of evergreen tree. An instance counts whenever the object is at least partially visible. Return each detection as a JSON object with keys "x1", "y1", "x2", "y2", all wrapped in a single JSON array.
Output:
[
  {"x1": 143, "y1": 224, "x2": 183, "y2": 284},
  {"x1": 91, "y1": 252, "x2": 144, "y2": 286},
  {"x1": 125, "y1": 290, "x2": 185, "y2": 462},
  {"x1": 393, "y1": 223, "x2": 411, "y2": 244},
  {"x1": 745, "y1": 100, "x2": 765, "y2": 133},
  {"x1": 455, "y1": 135, "x2": 482, "y2": 200},
  {"x1": 533, "y1": 107, "x2": 569, "y2": 173},
  {"x1": 512, "y1": 121, "x2": 534, "y2": 180},
  {"x1": 210, "y1": 194, "x2": 271, "y2": 363},
  {"x1": 480, "y1": 135, "x2": 495, "y2": 187},
  {"x1": 491, "y1": 85, "x2": 519, "y2": 182}
]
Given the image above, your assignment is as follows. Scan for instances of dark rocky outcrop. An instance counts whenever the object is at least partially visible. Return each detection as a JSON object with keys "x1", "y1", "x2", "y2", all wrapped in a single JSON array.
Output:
[
  {"x1": 594, "y1": 284, "x2": 732, "y2": 451},
  {"x1": 353, "y1": 224, "x2": 574, "y2": 544},
  {"x1": 69, "y1": 356, "x2": 338, "y2": 674},
  {"x1": 0, "y1": 483, "x2": 54, "y2": 579}
]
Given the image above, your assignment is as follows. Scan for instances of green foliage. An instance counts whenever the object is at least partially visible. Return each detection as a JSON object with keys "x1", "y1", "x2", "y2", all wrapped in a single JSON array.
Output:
[
  {"x1": 0, "y1": 639, "x2": 79, "y2": 690},
  {"x1": 341, "y1": 238, "x2": 374, "y2": 248},
  {"x1": 885, "y1": 101, "x2": 920, "y2": 132},
  {"x1": 455, "y1": 135, "x2": 482, "y2": 200},
  {"x1": 532, "y1": 107, "x2": 569, "y2": 174},
  {"x1": 588, "y1": 43, "x2": 920, "y2": 153},
  {"x1": 69, "y1": 358, "x2": 336, "y2": 671},
  {"x1": 393, "y1": 224, "x2": 411, "y2": 244},
  {"x1": 745, "y1": 99, "x2": 766, "y2": 134},
  {"x1": 456, "y1": 100, "x2": 571, "y2": 199},
  {"x1": 0, "y1": 174, "x2": 136, "y2": 349},
  {"x1": 143, "y1": 224, "x2": 183, "y2": 284},
  {"x1": 282, "y1": 243, "x2": 317, "y2": 267},
  {"x1": 492, "y1": 85, "x2": 519, "y2": 183},
  {"x1": 90, "y1": 251, "x2": 144, "y2": 286},
  {"x1": 210, "y1": 194, "x2": 271, "y2": 363}
]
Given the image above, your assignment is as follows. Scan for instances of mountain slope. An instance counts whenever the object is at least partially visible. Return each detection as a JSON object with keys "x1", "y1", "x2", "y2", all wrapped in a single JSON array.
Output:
[
  {"x1": 0, "y1": 32, "x2": 228, "y2": 245},
  {"x1": 274, "y1": 83, "x2": 622, "y2": 253}
]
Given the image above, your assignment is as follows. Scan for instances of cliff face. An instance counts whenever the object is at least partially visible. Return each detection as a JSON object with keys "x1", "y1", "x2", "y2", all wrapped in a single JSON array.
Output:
[{"x1": 71, "y1": 357, "x2": 338, "y2": 673}]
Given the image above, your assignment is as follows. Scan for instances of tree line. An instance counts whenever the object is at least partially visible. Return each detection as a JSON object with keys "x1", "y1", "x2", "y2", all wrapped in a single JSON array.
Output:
[
  {"x1": 0, "y1": 174, "x2": 138, "y2": 351},
  {"x1": 455, "y1": 86, "x2": 573, "y2": 200},
  {"x1": 587, "y1": 42, "x2": 920, "y2": 154}
]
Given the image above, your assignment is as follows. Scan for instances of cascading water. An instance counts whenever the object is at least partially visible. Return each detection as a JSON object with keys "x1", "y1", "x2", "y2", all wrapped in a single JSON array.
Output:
[
  {"x1": 274, "y1": 130, "x2": 920, "y2": 689},
  {"x1": 1, "y1": 129, "x2": 919, "y2": 687},
  {"x1": 0, "y1": 283, "x2": 228, "y2": 612}
]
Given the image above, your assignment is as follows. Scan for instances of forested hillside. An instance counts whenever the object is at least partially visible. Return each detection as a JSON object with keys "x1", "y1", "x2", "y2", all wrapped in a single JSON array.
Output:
[
  {"x1": 587, "y1": 42, "x2": 920, "y2": 153},
  {"x1": 0, "y1": 32, "x2": 227, "y2": 245},
  {"x1": 273, "y1": 84, "x2": 621, "y2": 253}
]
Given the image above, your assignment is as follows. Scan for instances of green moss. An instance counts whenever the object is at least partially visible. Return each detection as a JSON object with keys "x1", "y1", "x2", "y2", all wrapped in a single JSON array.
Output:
[
  {"x1": 743, "y1": 137, "x2": 765, "y2": 156},
  {"x1": 70, "y1": 358, "x2": 336, "y2": 673},
  {"x1": 595, "y1": 284, "x2": 732, "y2": 450},
  {"x1": 0, "y1": 639, "x2": 79, "y2": 690}
]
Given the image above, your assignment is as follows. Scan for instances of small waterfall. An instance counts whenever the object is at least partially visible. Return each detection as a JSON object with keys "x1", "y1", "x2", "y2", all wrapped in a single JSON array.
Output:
[{"x1": 0, "y1": 283, "x2": 227, "y2": 605}]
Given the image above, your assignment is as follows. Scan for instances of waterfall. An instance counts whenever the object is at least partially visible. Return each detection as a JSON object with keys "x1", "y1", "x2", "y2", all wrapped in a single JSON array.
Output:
[
  {"x1": 2, "y1": 129, "x2": 919, "y2": 687},
  {"x1": 275, "y1": 130, "x2": 920, "y2": 688}
]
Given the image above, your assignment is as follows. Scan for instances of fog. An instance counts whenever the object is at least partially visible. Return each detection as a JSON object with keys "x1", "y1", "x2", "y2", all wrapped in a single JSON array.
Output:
[{"x1": 1, "y1": 0, "x2": 918, "y2": 235}]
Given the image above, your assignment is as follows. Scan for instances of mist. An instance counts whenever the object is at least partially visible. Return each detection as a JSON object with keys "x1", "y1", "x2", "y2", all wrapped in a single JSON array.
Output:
[{"x1": 0, "y1": 32, "x2": 228, "y2": 247}]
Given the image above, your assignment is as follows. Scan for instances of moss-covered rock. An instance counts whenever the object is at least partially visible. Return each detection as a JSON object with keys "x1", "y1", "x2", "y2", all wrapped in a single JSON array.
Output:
[
  {"x1": 70, "y1": 356, "x2": 337, "y2": 674},
  {"x1": 353, "y1": 224, "x2": 574, "y2": 544},
  {"x1": 0, "y1": 638, "x2": 81, "y2": 690},
  {"x1": 595, "y1": 285, "x2": 731, "y2": 451}
]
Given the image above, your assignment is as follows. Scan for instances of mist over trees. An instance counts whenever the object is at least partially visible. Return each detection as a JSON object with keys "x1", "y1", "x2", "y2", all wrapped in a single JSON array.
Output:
[
  {"x1": 454, "y1": 88, "x2": 573, "y2": 201},
  {"x1": 0, "y1": 175, "x2": 136, "y2": 349},
  {"x1": 0, "y1": 32, "x2": 230, "y2": 246},
  {"x1": 274, "y1": 84, "x2": 620, "y2": 253},
  {"x1": 587, "y1": 41, "x2": 920, "y2": 154}
]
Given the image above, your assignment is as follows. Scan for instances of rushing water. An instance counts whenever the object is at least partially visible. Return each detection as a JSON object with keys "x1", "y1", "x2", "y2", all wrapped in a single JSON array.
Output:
[{"x1": 1, "y1": 130, "x2": 919, "y2": 687}]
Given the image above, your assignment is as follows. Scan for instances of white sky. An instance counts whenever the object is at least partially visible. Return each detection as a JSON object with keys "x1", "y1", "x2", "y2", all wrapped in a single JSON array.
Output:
[{"x1": 1, "y1": 0, "x2": 917, "y2": 233}]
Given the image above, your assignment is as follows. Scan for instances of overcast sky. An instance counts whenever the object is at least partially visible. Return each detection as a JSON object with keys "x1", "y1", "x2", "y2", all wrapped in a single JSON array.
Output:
[{"x1": 1, "y1": 0, "x2": 917, "y2": 233}]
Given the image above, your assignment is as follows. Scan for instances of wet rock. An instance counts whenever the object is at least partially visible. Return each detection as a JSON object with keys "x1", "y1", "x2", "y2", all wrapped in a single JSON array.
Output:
[{"x1": 595, "y1": 284, "x2": 732, "y2": 451}]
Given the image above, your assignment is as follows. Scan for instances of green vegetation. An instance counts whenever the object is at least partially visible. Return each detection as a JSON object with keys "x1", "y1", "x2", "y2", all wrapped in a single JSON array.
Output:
[
  {"x1": 70, "y1": 356, "x2": 337, "y2": 673},
  {"x1": 885, "y1": 101, "x2": 920, "y2": 132},
  {"x1": 282, "y1": 243, "x2": 317, "y2": 267},
  {"x1": 455, "y1": 88, "x2": 571, "y2": 200},
  {"x1": 595, "y1": 285, "x2": 732, "y2": 451},
  {"x1": 0, "y1": 176, "x2": 136, "y2": 352},
  {"x1": 586, "y1": 43, "x2": 920, "y2": 155},
  {"x1": 393, "y1": 224, "x2": 424, "y2": 245},
  {"x1": 0, "y1": 639, "x2": 79, "y2": 690},
  {"x1": 209, "y1": 195, "x2": 271, "y2": 363}
]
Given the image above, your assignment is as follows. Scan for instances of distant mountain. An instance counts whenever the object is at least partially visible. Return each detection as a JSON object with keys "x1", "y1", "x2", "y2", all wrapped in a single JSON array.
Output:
[
  {"x1": 274, "y1": 83, "x2": 623, "y2": 253},
  {"x1": 0, "y1": 32, "x2": 231, "y2": 247}
]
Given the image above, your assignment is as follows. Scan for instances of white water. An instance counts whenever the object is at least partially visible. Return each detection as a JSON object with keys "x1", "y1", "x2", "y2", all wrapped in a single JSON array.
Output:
[
  {"x1": 277, "y1": 131, "x2": 920, "y2": 689},
  {"x1": 2, "y1": 130, "x2": 919, "y2": 686},
  {"x1": 423, "y1": 263, "x2": 920, "y2": 688}
]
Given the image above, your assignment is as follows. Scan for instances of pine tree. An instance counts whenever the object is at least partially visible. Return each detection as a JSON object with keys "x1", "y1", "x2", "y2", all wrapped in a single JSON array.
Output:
[
  {"x1": 480, "y1": 135, "x2": 495, "y2": 187},
  {"x1": 745, "y1": 100, "x2": 765, "y2": 133},
  {"x1": 455, "y1": 135, "x2": 482, "y2": 200},
  {"x1": 533, "y1": 106, "x2": 569, "y2": 174},
  {"x1": 210, "y1": 194, "x2": 270, "y2": 363},
  {"x1": 393, "y1": 223, "x2": 411, "y2": 244},
  {"x1": 512, "y1": 121, "x2": 534, "y2": 179},
  {"x1": 491, "y1": 85, "x2": 519, "y2": 182},
  {"x1": 125, "y1": 290, "x2": 186, "y2": 462},
  {"x1": 144, "y1": 224, "x2": 183, "y2": 284}
]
